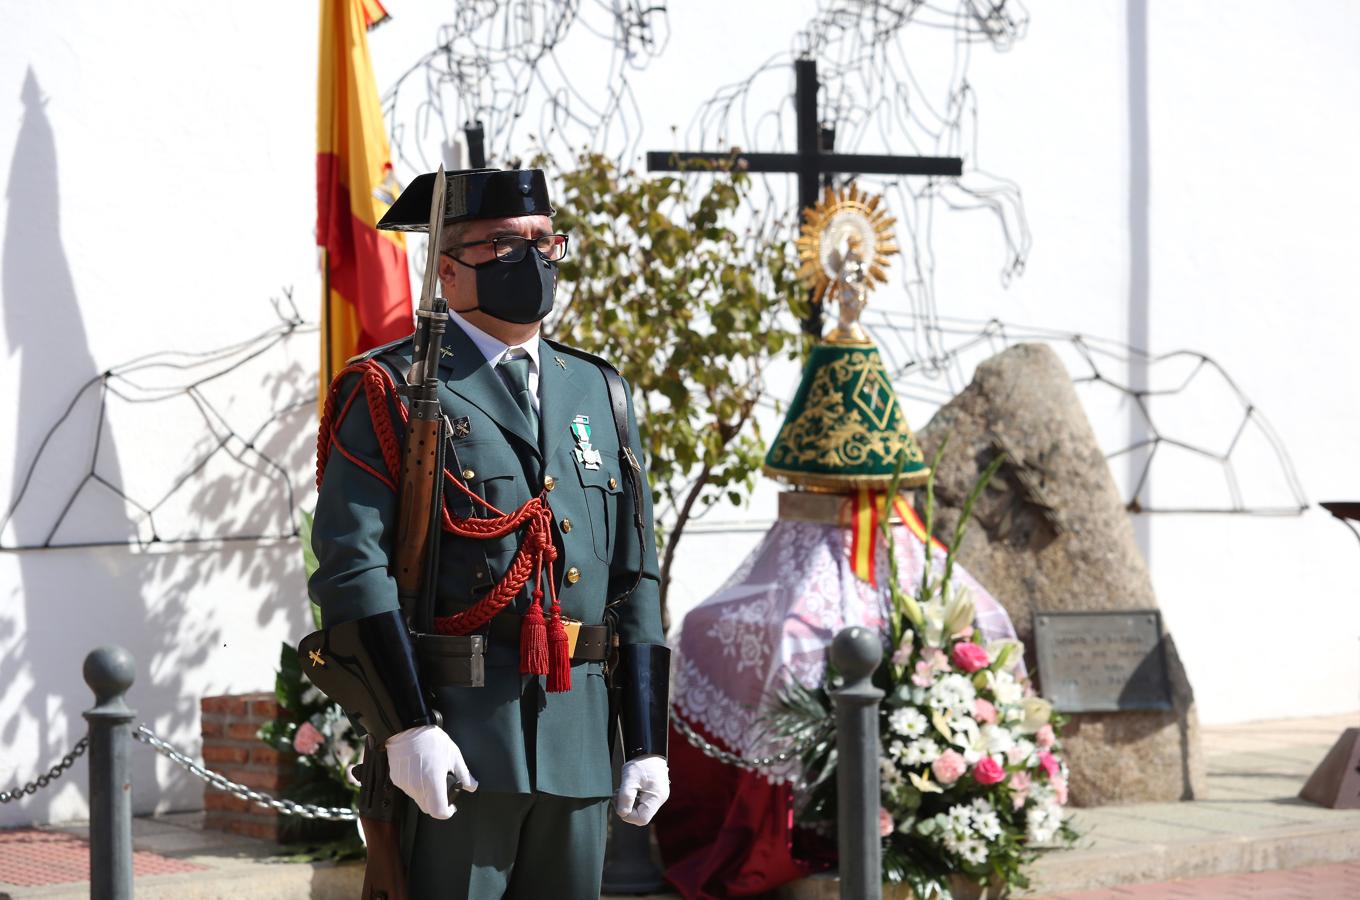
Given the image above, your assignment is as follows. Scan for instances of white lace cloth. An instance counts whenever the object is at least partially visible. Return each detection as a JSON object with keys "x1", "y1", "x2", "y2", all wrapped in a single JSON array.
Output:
[{"x1": 672, "y1": 519, "x2": 1023, "y2": 784}]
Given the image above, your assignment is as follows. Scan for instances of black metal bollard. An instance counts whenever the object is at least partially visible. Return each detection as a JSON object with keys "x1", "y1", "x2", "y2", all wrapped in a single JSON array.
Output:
[
  {"x1": 83, "y1": 646, "x2": 136, "y2": 900},
  {"x1": 830, "y1": 626, "x2": 884, "y2": 900}
]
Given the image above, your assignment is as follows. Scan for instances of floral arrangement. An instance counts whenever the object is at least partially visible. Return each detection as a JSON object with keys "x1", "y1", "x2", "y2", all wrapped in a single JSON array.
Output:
[
  {"x1": 774, "y1": 449, "x2": 1078, "y2": 898},
  {"x1": 255, "y1": 511, "x2": 363, "y2": 856}
]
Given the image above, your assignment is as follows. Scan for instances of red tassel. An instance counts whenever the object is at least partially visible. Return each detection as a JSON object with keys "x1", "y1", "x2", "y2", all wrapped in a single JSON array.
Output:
[
  {"x1": 520, "y1": 600, "x2": 549, "y2": 675},
  {"x1": 546, "y1": 614, "x2": 572, "y2": 693}
]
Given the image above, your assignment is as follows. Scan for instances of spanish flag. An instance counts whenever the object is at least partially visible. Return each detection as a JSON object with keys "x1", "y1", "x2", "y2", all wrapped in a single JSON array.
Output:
[{"x1": 316, "y1": 0, "x2": 410, "y2": 410}]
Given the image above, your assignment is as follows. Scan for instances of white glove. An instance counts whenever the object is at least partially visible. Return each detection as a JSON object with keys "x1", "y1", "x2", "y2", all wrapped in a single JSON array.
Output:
[
  {"x1": 385, "y1": 725, "x2": 478, "y2": 819},
  {"x1": 614, "y1": 754, "x2": 670, "y2": 826}
]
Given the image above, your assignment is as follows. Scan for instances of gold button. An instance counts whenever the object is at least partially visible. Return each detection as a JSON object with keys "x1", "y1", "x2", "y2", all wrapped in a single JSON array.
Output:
[
  {"x1": 462, "y1": 468, "x2": 475, "y2": 480},
  {"x1": 565, "y1": 566, "x2": 580, "y2": 584},
  {"x1": 561, "y1": 518, "x2": 573, "y2": 533},
  {"x1": 544, "y1": 475, "x2": 556, "y2": 491},
  {"x1": 608, "y1": 477, "x2": 618, "y2": 489}
]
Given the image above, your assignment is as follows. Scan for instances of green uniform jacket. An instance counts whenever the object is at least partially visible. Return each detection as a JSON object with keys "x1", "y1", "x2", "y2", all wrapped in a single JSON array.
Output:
[{"x1": 308, "y1": 319, "x2": 664, "y2": 799}]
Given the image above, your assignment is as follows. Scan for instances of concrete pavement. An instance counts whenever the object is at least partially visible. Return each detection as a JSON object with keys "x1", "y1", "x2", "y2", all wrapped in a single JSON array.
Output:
[{"x1": 1, "y1": 711, "x2": 1356, "y2": 899}]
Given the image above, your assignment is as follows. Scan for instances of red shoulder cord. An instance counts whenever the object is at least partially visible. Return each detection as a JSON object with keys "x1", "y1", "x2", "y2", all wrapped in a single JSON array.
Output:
[{"x1": 316, "y1": 360, "x2": 573, "y2": 692}]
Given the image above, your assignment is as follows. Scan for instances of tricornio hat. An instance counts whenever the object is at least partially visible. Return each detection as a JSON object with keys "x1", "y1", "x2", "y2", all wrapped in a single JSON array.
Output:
[{"x1": 377, "y1": 168, "x2": 554, "y2": 231}]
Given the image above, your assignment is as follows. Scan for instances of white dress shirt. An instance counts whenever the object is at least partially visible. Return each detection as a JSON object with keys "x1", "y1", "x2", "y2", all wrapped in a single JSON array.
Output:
[{"x1": 447, "y1": 309, "x2": 542, "y2": 414}]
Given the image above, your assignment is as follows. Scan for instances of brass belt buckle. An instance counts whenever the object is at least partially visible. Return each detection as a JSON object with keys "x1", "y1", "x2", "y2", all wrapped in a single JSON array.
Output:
[{"x1": 562, "y1": 617, "x2": 582, "y2": 658}]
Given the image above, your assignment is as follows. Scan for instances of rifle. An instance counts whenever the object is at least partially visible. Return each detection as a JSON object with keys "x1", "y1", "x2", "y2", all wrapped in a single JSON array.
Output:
[{"x1": 356, "y1": 165, "x2": 452, "y2": 900}]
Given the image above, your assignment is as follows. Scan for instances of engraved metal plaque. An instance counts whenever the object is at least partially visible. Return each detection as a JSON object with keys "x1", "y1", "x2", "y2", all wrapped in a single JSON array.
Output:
[{"x1": 1033, "y1": 610, "x2": 1172, "y2": 713}]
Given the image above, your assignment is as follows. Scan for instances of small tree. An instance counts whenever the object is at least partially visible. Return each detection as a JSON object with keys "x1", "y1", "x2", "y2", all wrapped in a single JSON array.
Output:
[{"x1": 547, "y1": 153, "x2": 805, "y2": 624}]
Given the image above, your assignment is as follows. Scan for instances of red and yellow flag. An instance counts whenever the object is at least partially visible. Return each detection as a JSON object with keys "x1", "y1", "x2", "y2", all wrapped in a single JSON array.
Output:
[
  {"x1": 316, "y1": 0, "x2": 410, "y2": 410},
  {"x1": 846, "y1": 489, "x2": 949, "y2": 585}
]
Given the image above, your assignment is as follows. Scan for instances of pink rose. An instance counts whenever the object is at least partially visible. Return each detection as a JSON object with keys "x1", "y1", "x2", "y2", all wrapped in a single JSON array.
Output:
[
  {"x1": 293, "y1": 722, "x2": 324, "y2": 756},
  {"x1": 972, "y1": 755, "x2": 1006, "y2": 786},
  {"x1": 973, "y1": 698, "x2": 998, "y2": 724},
  {"x1": 921, "y1": 646, "x2": 949, "y2": 669},
  {"x1": 1038, "y1": 750, "x2": 1060, "y2": 780},
  {"x1": 931, "y1": 749, "x2": 967, "y2": 786},
  {"x1": 950, "y1": 642, "x2": 990, "y2": 673},
  {"x1": 1053, "y1": 773, "x2": 1069, "y2": 805},
  {"x1": 1008, "y1": 771, "x2": 1031, "y2": 810},
  {"x1": 1035, "y1": 723, "x2": 1056, "y2": 749},
  {"x1": 879, "y1": 807, "x2": 894, "y2": 837}
]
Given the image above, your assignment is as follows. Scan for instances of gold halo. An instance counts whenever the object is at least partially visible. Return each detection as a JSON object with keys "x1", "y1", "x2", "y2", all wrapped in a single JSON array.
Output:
[{"x1": 795, "y1": 183, "x2": 898, "y2": 307}]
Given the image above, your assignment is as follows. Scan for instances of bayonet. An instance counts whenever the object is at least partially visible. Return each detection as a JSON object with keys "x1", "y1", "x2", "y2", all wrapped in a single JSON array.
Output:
[{"x1": 409, "y1": 165, "x2": 447, "y2": 385}]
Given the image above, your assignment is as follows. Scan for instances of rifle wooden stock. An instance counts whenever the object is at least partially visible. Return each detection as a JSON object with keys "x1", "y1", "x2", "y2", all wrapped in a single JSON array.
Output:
[
  {"x1": 393, "y1": 411, "x2": 442, "y2": 596},
  {"x1": 356, "y1": 736, "x2": 409, "y2": 900}
]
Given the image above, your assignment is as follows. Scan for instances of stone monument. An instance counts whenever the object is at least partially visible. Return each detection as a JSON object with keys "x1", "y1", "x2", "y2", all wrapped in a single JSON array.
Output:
[{"x1": 917, "y1": 342, "x2": 1206, "y2": 805}]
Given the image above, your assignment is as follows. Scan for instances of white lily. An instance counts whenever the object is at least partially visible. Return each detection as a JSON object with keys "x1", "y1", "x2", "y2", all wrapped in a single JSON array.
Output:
[
  {"x1": 908, "y1": 769, "x2": 944, "y2": 794},
  {"x1": 1019, "y1": 696, "x2": 1053, "y2": 733},
  {"x1": 951, "y1": 717, "x2": 1016, "y2": 765}
]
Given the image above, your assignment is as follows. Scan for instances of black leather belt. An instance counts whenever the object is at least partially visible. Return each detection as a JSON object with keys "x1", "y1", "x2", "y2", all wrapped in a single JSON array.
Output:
[
  {"x1": 478, "y1": 611, "x2": 610, "y2": 662},
  {"x1": 415, "y1": 610, "x2": 609, "y2": 689},
  {"x1": 413, "y1": 632, "x2": 485, "y2": 689}
]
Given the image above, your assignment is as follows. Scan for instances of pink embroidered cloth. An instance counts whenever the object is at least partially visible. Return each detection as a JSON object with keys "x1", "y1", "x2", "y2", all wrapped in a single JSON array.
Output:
[{"x1": 672, "y1": 518, "x2": 1023, "y2": 783}]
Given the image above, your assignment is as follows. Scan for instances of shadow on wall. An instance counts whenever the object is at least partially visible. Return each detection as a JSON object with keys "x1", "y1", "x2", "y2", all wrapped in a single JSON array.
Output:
[{"x1": 0, "y1": 68, "x2": 315, "y2": 826}]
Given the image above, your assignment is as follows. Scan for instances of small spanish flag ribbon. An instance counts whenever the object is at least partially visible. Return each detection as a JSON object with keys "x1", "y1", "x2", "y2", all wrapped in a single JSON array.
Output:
[
  {"x1": 848, "y1": 488, "x2": 881, "y2": 585},
  {"x1": 846, "y1": 491, "x2": 949, "y2": 586}
]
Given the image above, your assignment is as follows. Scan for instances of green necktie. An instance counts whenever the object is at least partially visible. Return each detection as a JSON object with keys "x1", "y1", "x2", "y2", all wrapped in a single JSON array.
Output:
[{"x1": 498, "y1": 354, "x2": 539, "y2": 441}]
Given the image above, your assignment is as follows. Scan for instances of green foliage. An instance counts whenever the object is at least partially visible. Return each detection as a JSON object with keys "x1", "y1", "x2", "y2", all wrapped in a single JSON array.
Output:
[{"x1": 543, "y1": 152, "x2": 806, "y2": 617}]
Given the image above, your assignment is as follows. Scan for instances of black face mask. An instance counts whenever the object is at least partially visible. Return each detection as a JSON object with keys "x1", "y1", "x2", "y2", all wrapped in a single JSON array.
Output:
[{"x1": 450, "y1": 248, "x2": 557, "y2": 324}]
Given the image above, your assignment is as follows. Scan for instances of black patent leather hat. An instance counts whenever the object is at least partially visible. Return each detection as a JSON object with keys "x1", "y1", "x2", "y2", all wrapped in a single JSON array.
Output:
[{"x1": 377, "y1": 168, "x2": 555, "y2": 231}]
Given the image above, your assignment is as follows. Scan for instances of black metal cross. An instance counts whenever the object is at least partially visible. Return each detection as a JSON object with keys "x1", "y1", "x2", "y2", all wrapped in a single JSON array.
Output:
[{"x1": 647, "y1": 58, "x2": 963, "y2": 336}]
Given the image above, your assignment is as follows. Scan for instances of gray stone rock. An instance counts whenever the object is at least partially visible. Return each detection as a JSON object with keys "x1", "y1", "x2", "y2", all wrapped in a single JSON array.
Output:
[{"x1": 916, "y1": 342, "x2": 1205, "y2": 806}]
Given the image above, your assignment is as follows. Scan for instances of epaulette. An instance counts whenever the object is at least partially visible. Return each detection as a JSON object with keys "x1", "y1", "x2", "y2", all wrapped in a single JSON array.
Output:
[
  {"x1": 345, "y1": 333, "x2": 415, "y2": 366},
  {"x1": 541, "y1": 337, "x2": 624, "y2": 381}
]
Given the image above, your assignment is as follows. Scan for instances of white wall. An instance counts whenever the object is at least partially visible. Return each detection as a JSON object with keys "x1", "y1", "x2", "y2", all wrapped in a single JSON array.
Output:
[{"x1": 2, "y1": 1, "x2": 1357, "y2": 827}]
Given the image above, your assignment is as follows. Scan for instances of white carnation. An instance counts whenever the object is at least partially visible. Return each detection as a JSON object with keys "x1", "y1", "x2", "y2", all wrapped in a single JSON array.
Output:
[
  {"x1": 957, "y1": 838, "x2": 989, "y2": 866},
  {"x1": 888, "y1": 707, "x2": 928, "y2": 738},
  {"x1": 1026, "y1": 800, "x2": 1064, "y2": 843},
  {"x1": 944, "y1": 803, "x2": 974, "y2": 835},
  {"x1": 928, "y1": 673, "x2": 977, "y2": 715},
  {"x1": 903, "y1": 738, "x2": 941, "y2": 766},
  {"x1": 973, "y1": 809, "x2": 1003, "y2": 842},
  {"x1": 880, "y1": 756, "x2": 903, "y2": 788},
  {"x1": 986, "y1": 670, "x2": 1024, "y2": 706}
]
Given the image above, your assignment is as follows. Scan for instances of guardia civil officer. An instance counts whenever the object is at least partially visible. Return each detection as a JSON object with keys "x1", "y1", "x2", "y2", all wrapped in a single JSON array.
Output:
[{"x1": 307, "y1": 168, "x2": 670, "y2": 898}]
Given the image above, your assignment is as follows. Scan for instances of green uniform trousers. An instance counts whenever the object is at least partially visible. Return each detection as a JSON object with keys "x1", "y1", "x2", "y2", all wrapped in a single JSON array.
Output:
[{"x1": 407, "y1": 790, "x2": 609, "y2": 899}]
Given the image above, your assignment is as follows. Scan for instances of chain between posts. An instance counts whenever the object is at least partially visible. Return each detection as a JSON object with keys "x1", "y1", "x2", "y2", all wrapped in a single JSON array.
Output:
[
  {"x1": 8, "y1": 714, "x2": 815, "y2": 814},
  {"x1": 669, "y1": 705, "x2": 827, "y2": 772},
  {"x1": 132, "y1": 725, "x2": 357, "y2": 822},
  {"x1": 0, "y1": 735, "x2": 89, "y2": 803},
  {"x1": 0, "y1": 724, "x2": 356, "y2": 822}
]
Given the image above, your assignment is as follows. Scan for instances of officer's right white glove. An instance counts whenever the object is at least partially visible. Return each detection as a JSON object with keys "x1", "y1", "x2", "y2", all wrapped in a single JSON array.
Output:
[{"x1": 385, "y1": 725, "x2": 478, "y2": 819}]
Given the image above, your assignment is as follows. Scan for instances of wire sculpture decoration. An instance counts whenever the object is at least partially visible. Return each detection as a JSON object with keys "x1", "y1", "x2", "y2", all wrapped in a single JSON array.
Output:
[
  {"x1": 382, "y1": 0, "x2": 671, "y2": 174},
  {"x1": 0, "y1": 292, "x2": 315, "y2": 551},
  {"x1": 864, "y1": 308, "x2": 1308, "y2": 516},
  {"x1": 673, "y1": 0, "x2": 1031, "y2": 365}
]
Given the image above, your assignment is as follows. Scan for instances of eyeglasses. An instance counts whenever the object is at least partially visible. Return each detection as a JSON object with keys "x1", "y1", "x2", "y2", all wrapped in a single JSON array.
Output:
[{"x1": 445, "y1": 233, "x2": 570, "y2": 264}]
